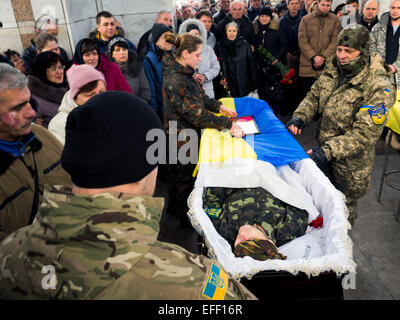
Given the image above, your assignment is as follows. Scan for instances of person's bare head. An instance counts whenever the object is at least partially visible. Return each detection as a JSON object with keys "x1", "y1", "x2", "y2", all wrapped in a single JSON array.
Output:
[
  {"x1": 156, "y1": 11, "x2": 173, "y2": 27},
  {"x1": 219, "y1": 0, "x2": 231, "y2": 12},
  {"x1": 362, "y1": 0, "x2": 379, "y2": 20},
  {"x1": 230, "y1": 0, "x2": 244, "y2": 20},
  {"x1": 0, "y1": 63, "x2": 35, "y2": 142},
  {"x1": 390, "y1": 0, "x2": 400, "y2": 21}
]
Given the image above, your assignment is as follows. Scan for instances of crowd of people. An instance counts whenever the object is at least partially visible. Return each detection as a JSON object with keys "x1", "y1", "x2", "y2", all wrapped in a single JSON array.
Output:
[{"x1": 0, "y1": 0, "x2": 399, "y2": 300}]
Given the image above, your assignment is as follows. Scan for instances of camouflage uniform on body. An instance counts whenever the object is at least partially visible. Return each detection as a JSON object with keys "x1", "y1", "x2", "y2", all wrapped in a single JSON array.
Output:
[
  {"x1": 202, "y1": 187, "x2": 309, "y2": 248},
  {"x1": 293, "y1": 26, "x2": 395, "y2": 224},
  {"x1": 0, "y1": 185, "x2": 256, "y2": 300}
]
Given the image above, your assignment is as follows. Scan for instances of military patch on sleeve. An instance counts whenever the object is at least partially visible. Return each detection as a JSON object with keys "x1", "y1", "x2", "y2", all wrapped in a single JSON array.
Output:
[
  {"x1": 359, "y1": 104, "x2": 387, "y2": 125},
  {"x1": 204, "y1": 207, "x2": 222, "y2": 219},
  {"x1": 202, "y1": 264, "x2": 228, "y2": 300},
  {"x1": 368, "y1": 104, "x2": 386, "y2": 125}
]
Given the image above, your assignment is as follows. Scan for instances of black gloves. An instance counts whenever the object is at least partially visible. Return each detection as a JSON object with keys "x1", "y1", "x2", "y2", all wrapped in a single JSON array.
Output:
[
  {"x1": 309, "y1": 146, "x2": 334, "y2": 183},
  {"x1": 287, "y1": 117, "x2": 304, "y2": 131}
]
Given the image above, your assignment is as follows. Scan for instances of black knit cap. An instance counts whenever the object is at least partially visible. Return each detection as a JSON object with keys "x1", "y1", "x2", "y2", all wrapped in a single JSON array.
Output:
[
  {"x1": 259, "y1": 6, "x2": 273, "y2": 18},
  {"x1": 152, "y1": 23, "x2": 173, "y2": 44},
  {"x1": 61, "y1": 91, "x2": 163, "y2": 188}
]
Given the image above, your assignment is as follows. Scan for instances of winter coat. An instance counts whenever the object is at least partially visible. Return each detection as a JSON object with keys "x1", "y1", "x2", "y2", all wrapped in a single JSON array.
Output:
[
  {"x1": 215, "y1": 36, "x2": 257, "y2": 97},
  {"x1": 253, "y1": 15, "x2": 288, "y2": 61},
  {"x1": 370, "y1": 12, "x2": 400, "y2": 88},
  {"x1": 179, "y1": 19, "x2": 220, "y2": 99},
  {"x1": 298, "y1": 5, "x2": 341, "y2": 78},
  {"x1": 213, "y1": 9, "x2": 228, "y2": 25},
  {"x1": 293, "y1": 52, "x2": 395, "y2": 199},
  {"x1": 137, "y1": 28, "x2": 153, "y2": 61},
  {"x1": 247, "y1": 6, "x2": 261, "y2": 22},
  {"x1": 48, "y1": 91, "x2": 77, "y2": 145},
  {"x1": 162, "y1": 52, "x2": 232, "y2": 150},
  {"x1": 279, "y1": 11, "x2": 303, "y2": 54},
  {"x1": 73, "y1": 39, "x2": 133, "y2": 94},
  {"x1": 215, "y1": 14, "x2": 256, "y2": 47},
  {"x1": 142, "y1": 44, "x2": 165, "y2": 117},
  {"x1": 27, "y1": 75, "x2": 68, "y2": 128},
  {"x1": 359, "y1": 15, "x2": 379, "y2": 33},
  {"x1": 0, "y1": 124, "x2": 71, "y2": 240},
  {"x1": 110, "y1": 50, "x2": 151, "y2": 102}
]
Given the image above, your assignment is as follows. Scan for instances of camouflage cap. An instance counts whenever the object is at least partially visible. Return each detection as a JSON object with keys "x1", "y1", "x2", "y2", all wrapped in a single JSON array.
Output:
[
  {"x1": 336, "y1": 24, "x2": 370, "y2": 55},
  {"x1": 234, "y1": 239, "x2": 287, "y2": 261}
]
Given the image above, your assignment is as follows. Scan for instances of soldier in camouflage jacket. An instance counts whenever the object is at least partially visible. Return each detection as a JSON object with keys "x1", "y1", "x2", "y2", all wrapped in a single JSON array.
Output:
[
  {"x1": 0, "y1": 185, "x2": 255, "y2": 300},
  {"x1": 0, "y1": 91, "x2": 256, "y2": 300},
  {"x1": 288, "y1": 25, "x2": 395, "y2": 225}
]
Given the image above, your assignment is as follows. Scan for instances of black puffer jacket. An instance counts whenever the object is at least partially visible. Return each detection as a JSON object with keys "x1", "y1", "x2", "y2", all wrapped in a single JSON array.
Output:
[
  {"x1": 253, "y1": 15, "x2": 288, "y2": 61},
  {"x1": 215, "y1": 36, "x2": 256, "y2": 97}
]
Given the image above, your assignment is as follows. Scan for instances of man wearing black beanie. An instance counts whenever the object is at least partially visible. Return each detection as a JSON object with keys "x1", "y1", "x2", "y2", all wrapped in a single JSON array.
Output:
[{"x1": 0, "y1": 91, "x2": 256, "y2": 300}]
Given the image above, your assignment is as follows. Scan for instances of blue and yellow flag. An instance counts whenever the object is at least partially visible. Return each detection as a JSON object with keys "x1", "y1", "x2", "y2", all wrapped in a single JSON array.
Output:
[
  {"x1": 202, "y1": 264, "x2": 228, "y2": 300},
  {"x1": 194, "y1": 97, "x2": 308, "y2": 176}
]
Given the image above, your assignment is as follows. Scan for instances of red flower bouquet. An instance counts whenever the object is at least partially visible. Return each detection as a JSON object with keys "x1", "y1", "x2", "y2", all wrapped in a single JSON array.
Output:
[{"x1": 257, "y1": 45, "x2": 295, "y2": 85}]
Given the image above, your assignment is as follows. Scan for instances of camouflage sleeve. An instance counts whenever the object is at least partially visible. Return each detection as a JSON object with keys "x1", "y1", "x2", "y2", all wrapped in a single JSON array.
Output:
[
  {"x1": 93, "y1": 242, "x2": 256, "y2": 300},
  {"x1": 292, "y1": 76, "x2": 321, "y2": 124},
  {"x1": 322, "y1": 81, "x2": 395, "y2": 161},
  {"x1": 203, "y1": 92, "x2": 222, "y2": 113},
  {"x1": 167, "y1": 85, "x2": 232, "y2": 130},
  {"x1": 369, "y1": 25, "x2": 379, "y2": 53}
]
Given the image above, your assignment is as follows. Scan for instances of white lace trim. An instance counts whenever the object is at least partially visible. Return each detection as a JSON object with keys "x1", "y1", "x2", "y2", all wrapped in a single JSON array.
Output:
[{"x1": 187, "y1": 158, "x2": 356, "y2": 279}]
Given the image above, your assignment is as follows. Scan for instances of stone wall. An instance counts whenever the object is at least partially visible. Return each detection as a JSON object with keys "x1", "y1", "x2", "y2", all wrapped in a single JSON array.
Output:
[{"x1": 0, "y1": 0, "x2": 173, "y2": 59}]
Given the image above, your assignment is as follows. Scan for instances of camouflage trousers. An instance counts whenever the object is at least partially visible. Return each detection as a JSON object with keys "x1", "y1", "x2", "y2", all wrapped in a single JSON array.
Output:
[
  {"x1": 202, "y1": 187, "x2": 309, "y2": 247},
  {"x1": 331, "y1": 159, "x2": 371, "y2": 226}
]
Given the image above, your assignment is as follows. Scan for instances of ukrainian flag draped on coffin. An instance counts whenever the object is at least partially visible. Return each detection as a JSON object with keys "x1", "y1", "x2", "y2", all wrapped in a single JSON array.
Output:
[{"x1": 194, "y1": 97, "x2": 308, "y2": 175}]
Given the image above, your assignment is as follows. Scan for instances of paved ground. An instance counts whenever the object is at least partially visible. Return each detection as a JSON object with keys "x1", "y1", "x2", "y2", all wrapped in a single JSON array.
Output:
[{"x1": 156, "y1": 118, "x2": 400, "y2": 300}]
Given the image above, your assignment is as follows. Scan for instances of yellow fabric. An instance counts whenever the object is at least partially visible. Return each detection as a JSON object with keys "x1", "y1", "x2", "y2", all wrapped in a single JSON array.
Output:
[
  {"x1": 193, "y1": 98, "x2": 257, "y2": 177},
  {"x1": 387, "y1": 90, "x2": 400, "y2": 134}
]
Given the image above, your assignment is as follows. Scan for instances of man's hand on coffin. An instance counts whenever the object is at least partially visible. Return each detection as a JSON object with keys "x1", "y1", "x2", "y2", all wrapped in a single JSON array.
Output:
[
  {"x1": 307, "y1": 147, "x2": 329, "y2": 172},
  {"x1": 287, "y1": 117, "x2": 304, "y2": 135}
]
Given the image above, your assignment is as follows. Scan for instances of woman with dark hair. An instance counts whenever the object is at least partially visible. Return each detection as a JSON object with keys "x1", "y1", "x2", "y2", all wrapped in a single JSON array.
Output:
[
  {"x1": 28, "y1": 51, "x2": 68, "y2": 128},
  {"x1": 73, "y1": 38, "x2": 132, "y2": 93},
  {"x1": 162, "y1": 31, "x2": 243, "y2": 227},
  {"x1": 107, "y1": 37, "x2": 150, "y2": 102},
  {"x1": 214, "y1": 21, "x2": 256, "y2": 98},
  {"x1": 3, "y1": 49, "x2": 27, "y2": 74}
]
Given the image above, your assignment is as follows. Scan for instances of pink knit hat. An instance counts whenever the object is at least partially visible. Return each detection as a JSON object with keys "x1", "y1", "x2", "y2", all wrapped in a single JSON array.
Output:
[{"x1": 67, "y1": 64, "x2": 106, "y2": 99}]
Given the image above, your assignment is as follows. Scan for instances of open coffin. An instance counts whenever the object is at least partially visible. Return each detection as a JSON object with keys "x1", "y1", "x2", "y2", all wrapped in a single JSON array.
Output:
[{"x1": 187, "y1": 97, "x2": 356, "y2": 280}]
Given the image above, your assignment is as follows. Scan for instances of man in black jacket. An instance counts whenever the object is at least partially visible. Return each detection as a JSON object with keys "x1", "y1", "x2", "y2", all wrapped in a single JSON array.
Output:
[
  {"x1": 359, "y1": 0, "x2": 379, "y2": 32},
  {"x1": 215, "y1": 0, "x2": 256, "y2": 51},
  {"x1": 213, "y1": 0, "x2": 231, "y2": 24}
]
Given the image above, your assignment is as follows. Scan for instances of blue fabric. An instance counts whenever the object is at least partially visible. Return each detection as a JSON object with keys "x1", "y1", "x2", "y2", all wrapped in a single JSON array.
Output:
[
  {"x1": 234, "y1": 97, "x2": 308, "y2": 167},
  {"x1": 142, "y1": 44, "x2": 163, "y2": 117},
  {"x1": 0, "y1": 132, "x2": 35, "y2": 157}
]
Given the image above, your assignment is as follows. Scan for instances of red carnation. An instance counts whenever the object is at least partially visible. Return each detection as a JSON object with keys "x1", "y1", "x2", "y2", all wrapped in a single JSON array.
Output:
[{"x1": 308, "y1": 217, "x2": 323, "y2": 228}]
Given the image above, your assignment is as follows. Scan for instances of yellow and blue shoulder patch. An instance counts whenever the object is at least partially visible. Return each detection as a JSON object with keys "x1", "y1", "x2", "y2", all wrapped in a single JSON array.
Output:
[
  {"x1": 359, "y1": 103, "x2": 387, "y2": 125},
  {"x1": 204, "y1": 207, "x2": 222, "y2": 219},
  {"x1": 202, "y1": 264, "x2": 228, "y2": 300}
]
